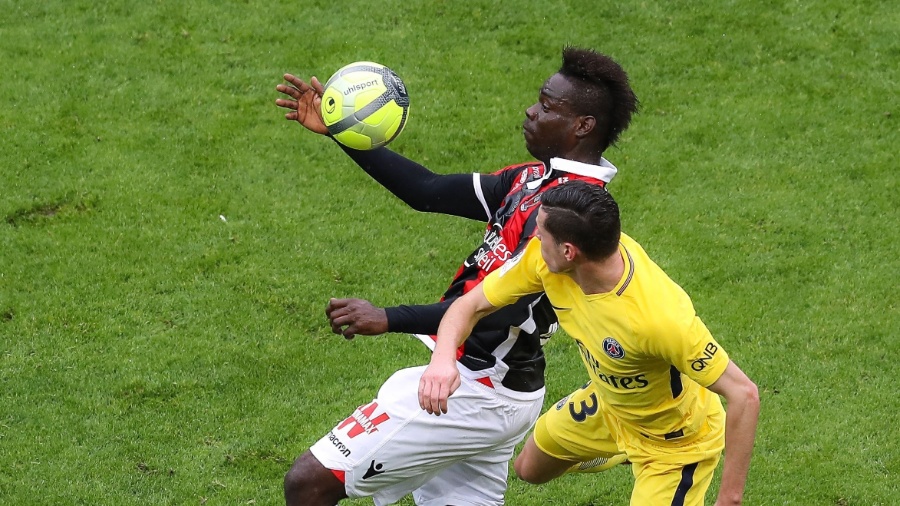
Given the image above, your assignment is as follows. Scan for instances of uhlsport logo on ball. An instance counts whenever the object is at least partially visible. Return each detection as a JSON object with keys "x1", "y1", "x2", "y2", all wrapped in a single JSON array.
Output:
[{"x1": 320, "y1": 61, "x2": 410, "y2": 150}]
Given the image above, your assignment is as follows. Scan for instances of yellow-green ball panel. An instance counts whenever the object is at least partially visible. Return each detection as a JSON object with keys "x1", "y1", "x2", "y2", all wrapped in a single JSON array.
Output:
[{"x1": 333, "y1": 129, "x2": 374, "y2": 150}]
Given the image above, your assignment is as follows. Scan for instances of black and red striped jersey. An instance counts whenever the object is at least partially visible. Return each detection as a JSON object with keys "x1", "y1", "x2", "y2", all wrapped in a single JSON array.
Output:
[{"x1": 422, "y1": 157, "x2": 618, "y2": 394}]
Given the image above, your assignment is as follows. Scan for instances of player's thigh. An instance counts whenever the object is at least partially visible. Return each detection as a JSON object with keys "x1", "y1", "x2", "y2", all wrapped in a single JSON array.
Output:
[
  {"x1": 412, "y1": 436, "x2": 519, "y2": 506},
  {"x1": 411, "y1": 383, "x2": 542, "y2": 505},
  {"x1": 532, "y1": 382, "x2": 622, "y2": 462},
  {"x1": 311, "y1": 366, "x2": 537, "y2": 503},
  {"x1": 630, "y1": 455, "x2": 719, "y2": 506}
]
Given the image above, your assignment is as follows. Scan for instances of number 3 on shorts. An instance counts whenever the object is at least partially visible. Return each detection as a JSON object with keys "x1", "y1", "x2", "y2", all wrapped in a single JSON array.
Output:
[{"x1": 568, "y1": 392, "x2": 598, "y2": 422}]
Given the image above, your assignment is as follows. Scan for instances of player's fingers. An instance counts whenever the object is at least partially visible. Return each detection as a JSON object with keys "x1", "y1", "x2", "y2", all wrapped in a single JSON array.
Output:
[
  {"x1": 325, "y1": 300, "x2": 348, "y2": 318},
  {"x1": 327, "y1": 298, "x2": 350, "y2": 312},
  {"x1": 330, "y1": 314, "x2": 350, "y2": 327},
  {"x1": 421, "y1": 378, "x2": 439, "y2": 415},
  {"x1": 275, "y1": 84, "x2": 302, "y2": 100},
  {"x1": 310, "y1": 76, "x2": 325, "y2": 95},
  {"x1": 439, "y1": 382, "x2": 452, "y2": 414},
  {"x1": 426, "y1": 387, "x2": 438, "y2": 415},
  {"x1": 432, "y1": 380, "x2": 444, "y2": 415},
  {"x1": 417, "y1": 377, "x2": 428, "y2": 412},
  {"x1": 274, "y1": 97, "x2": 298, "y2": 109},
  {"x1": 325, "y1": 298, "x2": 339, "y2": 316},
  {"x1": 283, "y1": 73, "x2": 305, "y2": 87},
  {"x1": 432, "y1": 380, "x2": 445, "y2": 416},
  {"x1": 328, "y1": 313, "x2": 349, "y2": 333},
  {"x1": 328, "y1": 308, "x2": 353, "y2": 324}
]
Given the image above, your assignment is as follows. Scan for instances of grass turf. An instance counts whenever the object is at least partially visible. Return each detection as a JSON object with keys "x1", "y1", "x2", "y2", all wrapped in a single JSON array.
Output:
[{"x1": 1, "y1": 1, "x2": 897, "y2": 504}]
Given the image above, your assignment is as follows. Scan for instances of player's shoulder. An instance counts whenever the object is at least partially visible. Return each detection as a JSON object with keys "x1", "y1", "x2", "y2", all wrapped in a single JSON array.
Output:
[
  {"x1": 490, "y1": 161, "x2": 547, "y2": 183},
  {"x1": 619, "y1": 233, "x2": 646, "y2": 256},
  {"x1": 480, "y1": 161, "x2": 549, "y2": 209},
  {"x1": 492, "y1": 160, "x2": 545, "y2": 174},
  {"x1": 620, "y1": 235, "x2": 696, "y2": 322},
  {"x1": 497, "y1": 237, "x2": 543, "y2": 278}
]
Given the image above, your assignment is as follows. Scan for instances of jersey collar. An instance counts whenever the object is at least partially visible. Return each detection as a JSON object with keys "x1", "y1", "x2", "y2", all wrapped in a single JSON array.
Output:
[{"x1": 550, "y1": 157, "x2": 618, "y2": 184}]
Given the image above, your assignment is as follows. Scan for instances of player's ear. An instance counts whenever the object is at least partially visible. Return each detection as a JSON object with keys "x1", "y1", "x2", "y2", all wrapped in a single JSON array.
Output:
[
  {"x1": 574, "y1": 115, "x2": 596, "y2": 138},
  {"x1": 563, "y1": 242, "x2": 579, "y2": 261}
]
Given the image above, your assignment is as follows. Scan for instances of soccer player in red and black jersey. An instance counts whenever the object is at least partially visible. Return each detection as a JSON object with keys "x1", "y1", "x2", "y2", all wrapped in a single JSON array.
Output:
[{"x1": 276, "y1": 47, "x2": 638, "y2": 506}]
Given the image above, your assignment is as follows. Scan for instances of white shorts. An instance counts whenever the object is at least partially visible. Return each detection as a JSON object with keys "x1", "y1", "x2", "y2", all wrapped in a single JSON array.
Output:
[{"x1": 309, "y1": 365, "x2": 544, "y2": 506}]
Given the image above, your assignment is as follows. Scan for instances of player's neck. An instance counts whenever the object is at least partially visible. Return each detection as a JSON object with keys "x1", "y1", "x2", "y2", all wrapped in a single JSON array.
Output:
[
  {"x1": 558, "y1": 145, "x2": 605, "y2": 165},
  {"x1": 570, "y1": 250, "x2": 626, "y2": 295}
]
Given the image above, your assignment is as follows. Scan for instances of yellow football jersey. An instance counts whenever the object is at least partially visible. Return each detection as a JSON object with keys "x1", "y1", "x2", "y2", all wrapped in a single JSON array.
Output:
[{"x1": 483, "y1": 234, "x2": 730, "y2": 446}]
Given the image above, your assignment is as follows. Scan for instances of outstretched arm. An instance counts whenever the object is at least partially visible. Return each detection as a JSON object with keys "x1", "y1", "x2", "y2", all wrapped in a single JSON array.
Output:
[
  {"x1": 277, "y1": 73, "x2": 492, "y2": 220},
  {"x1": 337, "y1": 146, "x2": 490, "y2": 220},
  {"x1": 707, "y1": 361, "x2": 760, "y2": 506}
]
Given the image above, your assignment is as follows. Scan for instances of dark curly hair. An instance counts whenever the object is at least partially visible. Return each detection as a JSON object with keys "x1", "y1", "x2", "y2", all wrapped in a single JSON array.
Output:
[{"x1": 559, "y1": 47, "x2": 639, "y2": 152}]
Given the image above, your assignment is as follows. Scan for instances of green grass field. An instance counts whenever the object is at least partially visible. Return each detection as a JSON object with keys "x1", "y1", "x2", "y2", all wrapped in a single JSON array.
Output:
[{"x1": 1, "y1": 1, "x2": 897, "y2": 504}]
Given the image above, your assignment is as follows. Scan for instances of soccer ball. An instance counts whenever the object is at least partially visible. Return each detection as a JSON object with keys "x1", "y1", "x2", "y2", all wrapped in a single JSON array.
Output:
[{"x1": 320, "y1": 61, "x2": 410, "y2": 150}]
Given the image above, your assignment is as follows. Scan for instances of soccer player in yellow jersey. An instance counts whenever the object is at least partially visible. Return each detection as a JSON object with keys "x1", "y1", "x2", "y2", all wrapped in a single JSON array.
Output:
[{"x1": 418, "y1": 181, "x2": 760, "y2": 505}]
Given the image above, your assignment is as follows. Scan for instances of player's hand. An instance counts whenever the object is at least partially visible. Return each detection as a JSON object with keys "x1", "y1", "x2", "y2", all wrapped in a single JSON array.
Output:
[
  {"x1": 275, "y1": 74, "x2": 329, "y2": 135},
  {"x1": 325, "y1": 298, "x2": 389, "y2": 339},
  {"x1": 418, "y1": 360, "x2": 461, "y2": 416}
]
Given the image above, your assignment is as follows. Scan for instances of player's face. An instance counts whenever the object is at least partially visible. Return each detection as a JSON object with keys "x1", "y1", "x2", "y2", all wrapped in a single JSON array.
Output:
[
  {"x1": 535, "y1": 209, "x2": 571, "y2": 274},
  {"x1": 523, "y1": 73, "x2": 580, "y2": 163}
]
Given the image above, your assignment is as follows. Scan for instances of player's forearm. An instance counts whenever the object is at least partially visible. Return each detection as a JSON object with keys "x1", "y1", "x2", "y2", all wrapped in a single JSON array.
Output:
[
  {"x1": 385, "y1": 302, "x2": 452, "y2": 334},
  {"x1": 431, "y1": 303, "x2": 480, "y2": 363},
  {"x1": 337, "y1": 143, "x2": 486, "y2": 219},
  {"x1": 386, "y1": 300, "x2": 524, "y2": 335},
  {"x1": 431, "y1": 288, "x2": 497, "y2": 363},
  {"x1": 716, "y1": 383, "x2": 760, "y2": 504}
]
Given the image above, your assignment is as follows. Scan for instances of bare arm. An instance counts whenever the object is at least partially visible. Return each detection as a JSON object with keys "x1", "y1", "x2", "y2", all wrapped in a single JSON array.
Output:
[
  {"x1": 707, "y1": 361, "x2": 760, "y2": 506},
  {"x1": 417, "y1": 284, "x2": 500, "y2": 415}
]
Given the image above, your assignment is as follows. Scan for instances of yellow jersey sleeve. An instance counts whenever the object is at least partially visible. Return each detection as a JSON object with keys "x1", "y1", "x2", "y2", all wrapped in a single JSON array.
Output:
[
  {"x1": 648, "y1": 313, "x2": 730, "y2": 388},
  {"x1": 482, "y1": 237, "x2": 545, "y2": 308}
]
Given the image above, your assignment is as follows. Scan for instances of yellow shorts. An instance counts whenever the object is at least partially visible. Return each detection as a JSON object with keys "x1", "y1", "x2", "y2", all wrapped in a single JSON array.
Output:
[{"x1": 533, "y1": 382, "x2": 723, "y2": 506}]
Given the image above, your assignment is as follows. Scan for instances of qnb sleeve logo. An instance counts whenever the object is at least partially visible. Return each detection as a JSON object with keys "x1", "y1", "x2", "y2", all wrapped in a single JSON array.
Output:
[
  {"x1": 690, "y1": 342, "x2": 719, "y2": 372},
  {"x1": 337, "y1": 401, "x2": 391, "y2": 438}
]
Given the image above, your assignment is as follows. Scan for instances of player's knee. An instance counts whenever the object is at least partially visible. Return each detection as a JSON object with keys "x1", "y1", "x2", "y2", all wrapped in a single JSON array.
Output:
[
  {"x1": 282, "y1": 460, "x2": 306, "y2": 497},
  {"x1": 513, "y1": 454, "x2": 552, "y2": 484},
  {"x1": 284, "y1": 452, "x2": 345, "y2": 505}
]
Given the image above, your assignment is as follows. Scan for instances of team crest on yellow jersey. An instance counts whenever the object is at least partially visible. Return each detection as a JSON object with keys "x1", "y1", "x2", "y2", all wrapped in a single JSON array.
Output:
[{"x1": 602, "y1": 337, "x2": 625, "y2": 359}]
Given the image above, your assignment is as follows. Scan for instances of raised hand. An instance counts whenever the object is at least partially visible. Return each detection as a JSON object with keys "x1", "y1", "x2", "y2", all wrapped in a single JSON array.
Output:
[{"x1": 275, "y1": 74, "x2": 329, "y2": 135}]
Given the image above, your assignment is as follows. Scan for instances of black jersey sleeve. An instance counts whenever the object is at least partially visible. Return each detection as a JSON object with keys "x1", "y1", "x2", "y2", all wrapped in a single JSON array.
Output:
[
  {"x1": 338, "y1": 143, "x2": 490, "y2": 221},
  {"x1": 384, "y1": 302, "x2": 450, "y2": 334},
  {"x1": 385, "y1": 300, "x2": 522, "y2": 335},
  {"x1": 477, "y1": 165, "x2": 527, "y2": 214}
]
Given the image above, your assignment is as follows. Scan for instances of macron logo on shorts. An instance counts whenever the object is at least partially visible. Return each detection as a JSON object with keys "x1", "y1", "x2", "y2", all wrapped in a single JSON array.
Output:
[{"x1": 338, "y1": 401, "x2": 391, "y2": 438}]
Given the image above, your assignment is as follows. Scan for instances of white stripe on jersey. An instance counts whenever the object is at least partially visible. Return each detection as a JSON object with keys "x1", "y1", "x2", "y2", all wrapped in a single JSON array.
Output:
[
  {"x1": 487, "y1": 294, "x2": 544, "y2": 378},
  {"x1": 472, "y1": 173, "x2": 492, "y2": 220}
]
